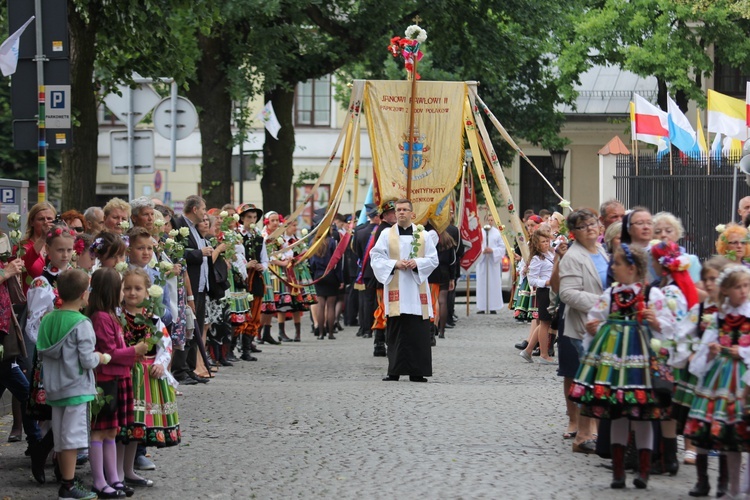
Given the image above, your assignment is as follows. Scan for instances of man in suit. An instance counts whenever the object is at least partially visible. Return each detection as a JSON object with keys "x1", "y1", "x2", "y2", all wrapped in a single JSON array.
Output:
[{"x1": 171, "y1": 195, "x2": 213, "y2": 384}]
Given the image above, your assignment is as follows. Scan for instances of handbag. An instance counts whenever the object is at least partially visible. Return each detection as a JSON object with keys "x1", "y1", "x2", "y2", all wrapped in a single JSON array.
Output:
[{"x1": 0, "y1": 308, "x2": 26, "y2": 360}]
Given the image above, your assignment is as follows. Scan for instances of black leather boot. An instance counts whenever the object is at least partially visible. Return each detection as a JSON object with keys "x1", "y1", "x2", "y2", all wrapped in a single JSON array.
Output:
[
  {"x1": 278, "y1": 323, "x2": 293, "y2": 342},
  {"x1": 226, "y1": 335, "x2": 239, "y2": 362},
  {"x1": 240, "y1": 335, "x2": 257, "y2": 361},
  {"x1": 717, "y1": 453, "x2": 728, "y2": 498},
  {"x1": 31, "y1": 430, "x2": 54, "y2": 484},
  {"x1": 261, "y1": 325, "x2": 280, "y2": 345},
  {"x1": 662, "y1": 437, "x2": 679, "y2": 476},
  {"x1": 688, "y1": 453, "x2": 710, "y2": 497},
  {"x1": 293, "y1": 322, "x2": 301, "y2": 342}
]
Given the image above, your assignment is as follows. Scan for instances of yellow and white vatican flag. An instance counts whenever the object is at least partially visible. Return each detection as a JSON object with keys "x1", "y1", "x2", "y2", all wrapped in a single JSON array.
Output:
[{"x1": 364, "y1": 80, "x2": 465, "y2": 225}]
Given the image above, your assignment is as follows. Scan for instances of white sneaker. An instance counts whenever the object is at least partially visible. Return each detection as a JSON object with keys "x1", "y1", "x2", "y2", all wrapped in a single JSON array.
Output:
[
  {"x1": 538, "y1": 357, "x2": 557, "y2": 365},
  {"x1": 519, "y1": 350, "x2": 533, "y2": 363}
]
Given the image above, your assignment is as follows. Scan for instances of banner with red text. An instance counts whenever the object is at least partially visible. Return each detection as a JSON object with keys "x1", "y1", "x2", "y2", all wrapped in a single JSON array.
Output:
[
  {"x1": 364, "y1": 80, "x2": 465, "y2": 224},
  {"x1": 459, "y1": 175, "x2": 482, "y2": 270}
]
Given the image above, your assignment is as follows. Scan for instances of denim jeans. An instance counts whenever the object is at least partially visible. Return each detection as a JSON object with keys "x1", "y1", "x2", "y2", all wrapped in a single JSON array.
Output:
[{"x1": 0, "y1": 360, "x2": 42, "y2": 443}]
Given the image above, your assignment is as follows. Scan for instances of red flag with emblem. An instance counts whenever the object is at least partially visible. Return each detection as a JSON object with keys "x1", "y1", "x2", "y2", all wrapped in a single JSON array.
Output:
[{"x1": 460, "y1": 175, "x2": 482, "y2": 270}]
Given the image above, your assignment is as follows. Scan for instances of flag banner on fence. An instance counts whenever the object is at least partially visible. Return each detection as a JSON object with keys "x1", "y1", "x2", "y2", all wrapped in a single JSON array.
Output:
[
  {"x1": 633, "y1": 93, "x2": 669, "y2": 137},
  {"x1": 707, "y1": 89, "x2": 747, "y2": 141},
  {"x1": 364, "y1": 80, "x2": 465, "y2": 225},
  {"x1": 696, "y1": 111, "x2": 708, "y2": 153},
  {"x1": 0, "y1": 16, "x2": 34, "y2": 77},
  {"x1": 459, "y1": 175, "x2": 482, "y2": 270},
  {"x1": 630, "y1": 101, "x2": 669, "y2": 153},
  {"x1": 667, "y1": 95, "x2": 701, "y2": 156}
]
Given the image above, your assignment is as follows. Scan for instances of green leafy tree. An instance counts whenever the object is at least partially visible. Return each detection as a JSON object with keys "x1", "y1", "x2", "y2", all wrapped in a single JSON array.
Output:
[
  {"x1": 557, "y1": 0, "x2": 750, "y2": 111},
  {"x1": 61, "y1": 0, "x2": 207, "y2": 211}
]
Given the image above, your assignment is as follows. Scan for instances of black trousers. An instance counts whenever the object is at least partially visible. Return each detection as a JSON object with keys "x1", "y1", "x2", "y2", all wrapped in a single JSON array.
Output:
[
  {"x1": 362, "y1": 286, "x2": 378, "y2": 336},
  {"x1": 344, "y1": 283, "x2": 359, "y2": 326},
  {"x1": 185, "y1": 291, "x2": 206, "y2": 373},
  {"x1": 447, "y1": 289, "x2": 456, "y2": 321}
]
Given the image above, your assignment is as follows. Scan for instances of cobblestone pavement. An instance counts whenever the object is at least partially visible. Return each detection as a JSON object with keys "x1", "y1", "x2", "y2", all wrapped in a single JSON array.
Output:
[{"x1": 1, "y1": 312, "x2": 710, "y2": 499}]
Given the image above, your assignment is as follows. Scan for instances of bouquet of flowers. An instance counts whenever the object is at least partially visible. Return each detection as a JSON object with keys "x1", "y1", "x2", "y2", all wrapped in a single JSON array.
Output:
[{"x1": 387, "y1": 24, "x2": 427, "y2": 79}]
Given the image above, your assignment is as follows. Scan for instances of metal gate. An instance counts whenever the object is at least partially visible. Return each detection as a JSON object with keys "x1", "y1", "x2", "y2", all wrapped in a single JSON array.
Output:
[{"x1": 615, "y1": 153, "x2": 750, "y2": 259}]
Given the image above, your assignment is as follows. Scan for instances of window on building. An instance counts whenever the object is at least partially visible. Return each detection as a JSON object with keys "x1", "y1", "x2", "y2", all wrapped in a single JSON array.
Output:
[
  {"x1": 714, "y1": 61, "x2": 750, "y2": 98},
  {"x1": 295, "y1": 76, "x2": 331, "y2": 127}
]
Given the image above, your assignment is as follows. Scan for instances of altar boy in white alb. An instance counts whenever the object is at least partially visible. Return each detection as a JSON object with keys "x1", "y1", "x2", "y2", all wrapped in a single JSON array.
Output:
[{"x1": 370, "y1": 199, "x2": 439, "y2": 382}]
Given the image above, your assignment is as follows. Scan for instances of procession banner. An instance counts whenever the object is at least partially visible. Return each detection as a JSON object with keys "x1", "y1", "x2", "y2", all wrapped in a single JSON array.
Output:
[
  {"x1": 364, "y1": 80, "x2": 465, "y2": 223},
  {"x1": 459, "y1": 175, "x2": 482, "y2": 270}
]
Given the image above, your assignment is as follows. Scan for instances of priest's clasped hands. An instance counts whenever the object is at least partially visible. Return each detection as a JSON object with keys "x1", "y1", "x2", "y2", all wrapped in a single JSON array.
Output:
[{"x1": 395, "y1": 259, "x2": 418, "y2": 271}]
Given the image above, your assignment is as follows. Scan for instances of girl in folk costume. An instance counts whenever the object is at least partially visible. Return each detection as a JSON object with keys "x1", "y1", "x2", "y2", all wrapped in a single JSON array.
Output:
[
  {"x1": 519, "y1": 228, "x2": 556, "y2": 365},
  {"x1": 275, "y1": 218, "x2": 316, "y2": 342},
  {"x1": 672, "y1": 257, "x2": 732, "y2": 497},
  {"x1": 257, "y1": 211, "x2": 283, "y2": 345},
  {"x1": 511, "y1": 214, "x2": 541, "y2": 322},
  {"x1": 684, "y1": 265, "x2": 750, "y2": 498},
  {"x1": 649, "y1": 240, "x2": 698, "y2": 475},
  {"x1": 26, "y1": 227, "x2": 77, "y2": 425},
  {"x1": 568, "y1": 244, "x2": 676, "y2": 489},
  {"x1": 88, "y1": 268, "x2": 149, "y2": 497},
  {"x1": 118, "y1": 269, "x2": 180, "y2": 477},
  {"x1": 286, "y1": 219, "x2": 317, "y2": 341},
  {"x1": 73, "y1": 232, "x2": 96, "y2": 274}
]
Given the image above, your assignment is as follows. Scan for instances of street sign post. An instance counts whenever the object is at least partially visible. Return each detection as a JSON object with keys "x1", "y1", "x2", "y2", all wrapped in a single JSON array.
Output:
[{"x1": 110, "y1": 129, "x2": 154, "y2": 175}]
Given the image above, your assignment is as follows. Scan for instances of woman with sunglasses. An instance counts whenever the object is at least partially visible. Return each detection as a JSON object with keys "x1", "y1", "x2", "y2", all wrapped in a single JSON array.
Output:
[{"x1": 60, "y1": 210, "x2": 86, "y2": 234}]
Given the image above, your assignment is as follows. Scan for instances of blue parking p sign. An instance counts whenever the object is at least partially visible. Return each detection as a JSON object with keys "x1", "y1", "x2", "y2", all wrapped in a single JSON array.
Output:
[
  {"x1": 1, "y1": 189, "x2": 16, "y2": 204},
  {"x1": 45, "y1": 85, "x2": 71, "y2": 128}
]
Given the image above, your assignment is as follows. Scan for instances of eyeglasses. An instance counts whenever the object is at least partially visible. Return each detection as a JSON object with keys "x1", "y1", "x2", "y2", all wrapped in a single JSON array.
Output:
[
  {"x1": 72, "y1": 226, "x2": 84, "y2": 233},
  {"x1": 575, "y1": 222, "x2": 599, "y2": 231},
  {"x1": 631, "y1": 221, "x2": 653, "y2": 227}
]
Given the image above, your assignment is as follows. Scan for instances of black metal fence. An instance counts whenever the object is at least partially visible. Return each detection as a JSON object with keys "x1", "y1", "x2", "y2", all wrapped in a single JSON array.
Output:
[{"x1": 615, "y1": 153, "x2": 750, "y2": 260}]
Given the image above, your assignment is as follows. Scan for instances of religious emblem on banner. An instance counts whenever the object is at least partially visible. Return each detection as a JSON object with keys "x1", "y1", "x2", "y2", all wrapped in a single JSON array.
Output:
[{"x1": 399, "y1": 127, "x2": 430, "y2": 170}]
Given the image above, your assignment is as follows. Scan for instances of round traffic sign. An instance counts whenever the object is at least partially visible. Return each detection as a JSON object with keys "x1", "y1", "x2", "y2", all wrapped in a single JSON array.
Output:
[{"x1": 152, "y1": 96, "x2": 198, "y2": 140}]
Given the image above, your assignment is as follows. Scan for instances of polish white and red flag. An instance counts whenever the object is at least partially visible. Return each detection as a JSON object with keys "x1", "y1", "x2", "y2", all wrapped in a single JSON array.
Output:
[{"x1": 633, "y1": 93, "x2": 669, "y2": 138}]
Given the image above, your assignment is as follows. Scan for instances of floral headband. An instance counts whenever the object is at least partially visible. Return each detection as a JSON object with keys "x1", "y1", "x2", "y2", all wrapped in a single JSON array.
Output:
[
  {"x1": 716, "y1": 265, "x2": 750, "y2": 290},
  {"x1": 650, "y1": 240, "x2": 690, "y2": 273},
  {"x1": 47, "y1": 227, "x2": 77, "y2": 239},
  {"x1": 620, "y1": 242, "x2": 635, "y2": 265}
]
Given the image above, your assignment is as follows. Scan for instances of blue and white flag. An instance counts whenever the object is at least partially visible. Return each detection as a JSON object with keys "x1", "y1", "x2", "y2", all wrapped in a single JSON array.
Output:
[
  {"x1": 667, "y1": 95, "x2": 700, "y2": 156},
  {"x1": 0, "y1": 16, "x2": 34, "y2": 77}
]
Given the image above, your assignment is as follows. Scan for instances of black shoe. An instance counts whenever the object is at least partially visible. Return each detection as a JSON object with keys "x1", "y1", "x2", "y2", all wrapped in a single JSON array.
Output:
[
  {"x1": 430, "y1": 335, "x2": 436, "y2": 347},
  {"x1": 112, "y1": 482, "x2": 135, "y2": 498},
  {"x1": 490, "y1": 310, "x2": 497, "y2": 314},
  {"x1": 31, "y1": 433, "x2": 54, "y2": 484},
  {"x1": 548, "y1": 347, "x2": 555, "y2": 357},
  {"x1": 477, "y1": 311, "x2": 485, "y2": 314},
  {"x1": 219, "y1": 358, "x2": 234, "y2": 367},
  {"x1": 250, "y1": 344, "x2": 262, "y2": 353},
  {"x1": 438, "y1": 332, "x2": 445, "y2": 339},
  {"x1": 514, "y1": 340, "x2": 528, "y2": 350},
  {"x1": 240, "y1": 353, "x2": 257, "y2": 361},
  {"x1": 356, "y1": 329, "x2": 364, "y2": 337},
  {"x1": 124, "y1": 477, "x2": 154, "y2": 487},
  {"x1": 226, "y1": 351, "x2": 238, "y2": 362},
  {"x1": 409, "y1": 376, "x2": 428, "y2": 382},
  {"x1": 364, "y1": 332, "x2": 372, "y2": 338},
  {"x1": 373, "y1": 343, "x2": 387, "y2": 357},
  {"x1": 445, "y1": 322, "x2": 455, "y2": 329},
  {"x1": 532, "y1": 348, "x2": 541, "y2": 356},
  {"x1": 262, "y1": 333, "x2": 281, "y2": 345},
  {"x1": 382, "y1": 375, "x2": 399, "y2": 381},
  {"x1": 188, "y1": 372, "x2": 209, "y2": 384},
  {"x1": 176, "y1": 375, "x2": 198, "y2": 385},
  {"x1": 92, "y1": 486, "x2": 126, "y2": 498}
]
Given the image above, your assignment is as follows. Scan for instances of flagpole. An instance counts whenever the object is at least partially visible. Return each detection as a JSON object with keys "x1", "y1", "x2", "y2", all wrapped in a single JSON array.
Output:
[
  {"x1": 34, "y1": 1, "x2": 46, "y2": 203},
  {"x1": 669, "y1": 144, "x2": 673, "y2": 176},
  {"x1": 707, "y1": 132, "x2": 711, "y2": 176},
  {"x1": 406, "y1": 58, "x2": 418, "y2": 199}
]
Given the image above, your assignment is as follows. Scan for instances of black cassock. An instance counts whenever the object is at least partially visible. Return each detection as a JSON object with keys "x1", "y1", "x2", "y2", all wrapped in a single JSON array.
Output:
[{"x1": 386, "y1": 313, "x2": 432, "y2": 377}]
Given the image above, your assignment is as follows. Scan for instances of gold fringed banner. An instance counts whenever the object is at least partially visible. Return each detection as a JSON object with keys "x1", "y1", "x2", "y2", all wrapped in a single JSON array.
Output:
[{"x1": 364, "y1": 80, "x2": 465, "y2": 223}]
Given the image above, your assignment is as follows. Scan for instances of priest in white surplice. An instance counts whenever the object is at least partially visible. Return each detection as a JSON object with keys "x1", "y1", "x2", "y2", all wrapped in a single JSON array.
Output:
[
  {"x1": 476, "y1": 220, "x2": 506, "y2": 314},
  {"x1": 370, "y1": 199, "x2": 439, "y2": 382}
]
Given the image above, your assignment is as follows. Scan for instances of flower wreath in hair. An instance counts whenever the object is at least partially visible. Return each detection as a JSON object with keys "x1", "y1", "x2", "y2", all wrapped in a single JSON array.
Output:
[
  {"x1": 46, "y1": 227, "x2": 76, "y2": 240},
  {"x1": 263, "y1": 211, "x2": 279, "y2": 226},
  {"x1": 649, "y1": 240, "x2": 690, "y2": 272},
  {"x1": 74, "y1": 236, "x2": 87, "y2": 257},
  {"x1": 715, "y1": 265, "x2": 750, "y2": 291},
  {"x1": 90, "y1": 237, "x2": 105, "y2": 255},
  {"x1": 650, "y1": 240, "x2": 698, "y2": 308}
]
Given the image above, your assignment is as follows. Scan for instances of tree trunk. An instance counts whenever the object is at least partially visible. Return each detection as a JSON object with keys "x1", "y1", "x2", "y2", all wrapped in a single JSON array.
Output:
[
  {"x1": 185, "y1": 33, "x2": 233, "y2": 209},
  {"x1": 261, "y1": 86, "x2": 295, "y2": 215},
  {"x1": 61, "y1": 1, "x2": 99, "y2": 211}
]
